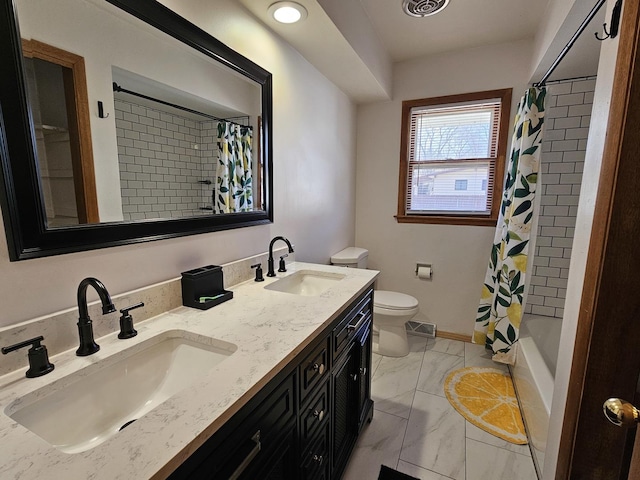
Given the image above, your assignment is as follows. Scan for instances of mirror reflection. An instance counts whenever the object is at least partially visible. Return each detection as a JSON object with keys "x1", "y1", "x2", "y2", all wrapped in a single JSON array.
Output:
[{"x1": 16, "y1": 0, "x2": 264, "y2": 227}]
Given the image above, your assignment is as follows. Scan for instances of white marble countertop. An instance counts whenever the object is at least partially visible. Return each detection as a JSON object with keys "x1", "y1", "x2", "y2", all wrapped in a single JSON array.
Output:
[{"x1": 0, "y1": 262, "x2": 378, "y2": 480}]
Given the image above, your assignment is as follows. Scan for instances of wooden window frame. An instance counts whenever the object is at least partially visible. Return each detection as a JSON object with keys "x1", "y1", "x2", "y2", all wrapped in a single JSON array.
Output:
[{"x1": 396, "y1": 88, "x2": 512, "y2": 227}]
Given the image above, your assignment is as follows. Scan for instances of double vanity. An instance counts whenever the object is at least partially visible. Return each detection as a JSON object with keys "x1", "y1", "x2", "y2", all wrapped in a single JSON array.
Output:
[{"x1": 0, "y1": 260, "x2": 378, "y2": 479}]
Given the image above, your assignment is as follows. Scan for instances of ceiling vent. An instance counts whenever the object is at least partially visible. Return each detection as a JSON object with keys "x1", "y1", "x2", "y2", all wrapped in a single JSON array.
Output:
[{"x1": 402, "y1": 0, "x2": 450, "y2": 17}]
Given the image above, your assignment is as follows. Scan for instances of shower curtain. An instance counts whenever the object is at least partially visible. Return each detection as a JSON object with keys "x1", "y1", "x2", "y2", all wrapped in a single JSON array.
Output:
[
  {"x1": 215, "y1": 121, "x2": 253, "y2": 213},
  {"x1": 473, "y1": 87, "x2": 546, "y2": 364}
]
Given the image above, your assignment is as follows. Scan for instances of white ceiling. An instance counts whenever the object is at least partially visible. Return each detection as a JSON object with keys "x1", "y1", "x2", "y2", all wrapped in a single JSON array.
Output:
[
  {"x1": 238, "y1": 0, "x2": 393, "y2": 102},
  {"x1": 239, "y1": 0, "x2": 605, "y2": 102},
  {"x1": 357, "y1": 0, "x2": 546, "y2": 62}
]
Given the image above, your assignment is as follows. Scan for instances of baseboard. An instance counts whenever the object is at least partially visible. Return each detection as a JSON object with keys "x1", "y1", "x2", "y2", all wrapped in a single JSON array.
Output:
[{"x1": 436, "y1": 331, "x2": 472, "y2": 343}]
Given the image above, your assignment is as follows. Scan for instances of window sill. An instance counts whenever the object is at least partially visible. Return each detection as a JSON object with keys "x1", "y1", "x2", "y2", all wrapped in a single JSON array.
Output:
[{"x1": 395, "y1": 215, "x2": 498, "y2": 227}]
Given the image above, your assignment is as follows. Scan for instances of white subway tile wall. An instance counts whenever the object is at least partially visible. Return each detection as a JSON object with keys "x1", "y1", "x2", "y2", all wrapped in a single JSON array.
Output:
[
  {"x1": 115, "y1": 100, "x2": 217, "y2": 220},
  {"x1": 525, "y1": 78, "x2": 596, "y2": 319}
]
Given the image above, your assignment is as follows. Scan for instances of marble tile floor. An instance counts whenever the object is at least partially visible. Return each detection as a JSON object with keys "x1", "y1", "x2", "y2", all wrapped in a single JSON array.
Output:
[{"x1": 342, "y1": 335, "x2": 538, "y2": 480}]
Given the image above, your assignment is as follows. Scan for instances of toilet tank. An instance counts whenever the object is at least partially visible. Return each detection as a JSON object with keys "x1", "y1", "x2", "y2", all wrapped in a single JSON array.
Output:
[{"x1": 331, "y1": 247, "x2": 368, "y2": 269}]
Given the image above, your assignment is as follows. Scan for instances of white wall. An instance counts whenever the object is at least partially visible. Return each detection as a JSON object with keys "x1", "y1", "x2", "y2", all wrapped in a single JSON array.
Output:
[
  {"x1": 543, "y1": 0, "x2": 620, "y2": 476},
  {"x1": 355, "y1": 40, "x2": 531, "y2": 335},
  {"x1": 530, "y1": 0, "x2": 578, "y2": 78},
  {"x1": 317, "y1": 0, "x2": 393, "y2": 97},
  {"x1": 0, "y1": 0, "x2": 357, "y2": 327}
]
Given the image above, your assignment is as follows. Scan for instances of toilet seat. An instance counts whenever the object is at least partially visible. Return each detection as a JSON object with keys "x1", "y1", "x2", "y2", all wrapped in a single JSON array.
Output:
[{"x1": 374, "y1": 290, "x2": 419, "y2": 316}]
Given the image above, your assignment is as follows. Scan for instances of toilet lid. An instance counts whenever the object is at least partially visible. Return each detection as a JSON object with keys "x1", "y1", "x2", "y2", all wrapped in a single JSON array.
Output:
[{"x1": 374, "y1": 290, "x2": 418, "y2": 310}]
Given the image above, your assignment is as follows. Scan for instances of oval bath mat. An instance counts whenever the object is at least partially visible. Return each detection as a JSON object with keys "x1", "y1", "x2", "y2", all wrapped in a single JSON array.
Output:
[{"x1": 444, "y1": 366, "x2": 527, "y2": 445}]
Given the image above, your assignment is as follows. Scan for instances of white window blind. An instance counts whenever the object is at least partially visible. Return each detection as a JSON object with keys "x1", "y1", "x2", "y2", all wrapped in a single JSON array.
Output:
[{"x1": 406, "y1": 100, "x2": 502, "y2": 215}]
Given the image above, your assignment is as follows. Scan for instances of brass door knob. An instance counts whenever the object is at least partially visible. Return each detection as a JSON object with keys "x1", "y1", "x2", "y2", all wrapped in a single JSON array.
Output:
[{"x1": 603, "y1": 398, "x2": 640, "y2": 427}]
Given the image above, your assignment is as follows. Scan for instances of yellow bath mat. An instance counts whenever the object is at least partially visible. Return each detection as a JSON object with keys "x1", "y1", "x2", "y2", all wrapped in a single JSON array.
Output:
[{"x1": 444, "y1": 367, "x2": 527, "y2": 445}]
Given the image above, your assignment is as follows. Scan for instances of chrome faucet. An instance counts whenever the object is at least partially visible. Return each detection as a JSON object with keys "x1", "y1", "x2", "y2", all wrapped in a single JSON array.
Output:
[
  {"x1": 76, "y1": 277, "x2": 116, "y2": 356},
  {"x1": 267, "y1": 236, "x2": 294, "y2": 277}
]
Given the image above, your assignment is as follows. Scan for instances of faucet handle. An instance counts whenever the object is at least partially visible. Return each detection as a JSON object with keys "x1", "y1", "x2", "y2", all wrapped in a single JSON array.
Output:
[
  {"x1": 278, "y1": 254, "x2": 288, "y2": 273},
  {"x1": 118, "y1": 302, "x2": 144, "y2": 339},
  {"x1": 2, "y1": 336, "x2": 55, "y2": 378},
  {"x1": 251, "y1": 263, "x2": 264, "y2": 282}
]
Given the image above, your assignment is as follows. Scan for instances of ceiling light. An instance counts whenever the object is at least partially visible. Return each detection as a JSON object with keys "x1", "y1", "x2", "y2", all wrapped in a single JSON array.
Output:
[{"x1": 268, "y1": 2, "x2": 308, "y2": 24}]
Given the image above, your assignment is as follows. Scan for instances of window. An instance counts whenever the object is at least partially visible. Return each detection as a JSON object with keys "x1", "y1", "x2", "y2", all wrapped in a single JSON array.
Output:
[
  {"x1": 454, "y1": 180, "x2": 468, "y2": 191},
  {"x1": 397, "y1": 89, "x2": 511, "y2": 226}
]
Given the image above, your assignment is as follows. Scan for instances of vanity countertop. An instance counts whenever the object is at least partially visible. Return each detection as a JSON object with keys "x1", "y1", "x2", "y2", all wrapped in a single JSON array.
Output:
[{"x1": 0, "y1": 262, "x2": 378, "y2": 480}]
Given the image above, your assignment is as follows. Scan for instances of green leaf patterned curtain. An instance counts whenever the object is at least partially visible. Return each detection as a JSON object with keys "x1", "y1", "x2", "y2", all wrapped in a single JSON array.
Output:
[
  {"x1": 473, "y1": 87, "x2": 546, "y2": 363},
  {"x1": 216, "y1": 121, "x2": 253, "y2": 213}
]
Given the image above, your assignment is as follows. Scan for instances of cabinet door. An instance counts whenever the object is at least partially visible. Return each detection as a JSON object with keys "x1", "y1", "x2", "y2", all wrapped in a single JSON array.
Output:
[{"x1": 332, "y1": 345, "x2": 358, "y2": 478}]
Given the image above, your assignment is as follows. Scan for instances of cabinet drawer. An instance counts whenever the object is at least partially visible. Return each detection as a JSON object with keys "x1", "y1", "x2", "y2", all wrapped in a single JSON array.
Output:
[
  {"x1": 299, "y1": 337, "x2": 330, "y2": 404},
  {"x1": 301, "y1": 422, "x2": 330, "y2": 480},
  {"x1": 170, "y1": 372, "x2": 296, "y2": 479},
  {"x1": 300, "y1": 379, "x2": 330, "y2": 454},
  {"x1": 239, "y1": 421, "x2": 297, "y2": 480},
  {"x1": 332, "y1": 290, "x2": 372, "y2": 361}
]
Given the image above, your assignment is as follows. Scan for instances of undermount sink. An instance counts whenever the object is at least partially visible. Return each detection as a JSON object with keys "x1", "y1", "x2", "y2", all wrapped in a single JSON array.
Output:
[
  {"x1": 265, "y1": 270, "x2": 345, "y2": 296},
  {"x1": 5, "y1": 330, "x2": 237, "y2": 454}
]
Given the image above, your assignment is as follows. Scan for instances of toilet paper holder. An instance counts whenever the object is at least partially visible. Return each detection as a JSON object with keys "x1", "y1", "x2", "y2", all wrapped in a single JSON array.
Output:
[{"x1": 415, "y1": 263, "x2": 433, "y2": 279}]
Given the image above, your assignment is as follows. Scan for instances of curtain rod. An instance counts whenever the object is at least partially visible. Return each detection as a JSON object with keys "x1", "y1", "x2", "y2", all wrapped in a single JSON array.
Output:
[
  {"x1": 112, "y1": 82, "x2": 249, "y2": 126},
  {"x1": 533, "y1": 0, "x2": 607, "y2": 87}
]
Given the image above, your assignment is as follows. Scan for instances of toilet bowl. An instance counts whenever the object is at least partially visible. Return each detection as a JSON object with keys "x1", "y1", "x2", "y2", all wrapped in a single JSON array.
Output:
[
  {"x1": 330, "y1": 248, "x2": 419, "y2": 357},
  {"x1": 372, "y1": 291, "x2": 419, "y2": 357}
]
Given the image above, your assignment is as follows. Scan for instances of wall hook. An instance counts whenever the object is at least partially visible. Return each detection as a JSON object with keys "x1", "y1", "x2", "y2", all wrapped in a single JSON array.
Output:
[
  {"x1": 97, "y1": 101, "x2": 109, "y2": 119},
  {"x1": 594, "y1": 23, "x2": 611, "y2": 40},
  {"x1": 595, "y1": 0, "x2": 622, "y2": 41}
]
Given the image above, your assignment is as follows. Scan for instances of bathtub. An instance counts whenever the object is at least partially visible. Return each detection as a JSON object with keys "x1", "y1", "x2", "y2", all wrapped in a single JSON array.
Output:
[{"x1": 511, "y1": 314, "x2": 562, "y2": 477}]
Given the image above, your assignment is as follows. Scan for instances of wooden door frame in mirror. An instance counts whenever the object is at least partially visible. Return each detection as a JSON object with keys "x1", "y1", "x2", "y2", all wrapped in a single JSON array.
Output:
[
  {"x1": 0, "y1": 0, "x2": 273, "y2": 261},
  {"x1": 22, "y1": 38, "x2": 100, "y2": 225}
]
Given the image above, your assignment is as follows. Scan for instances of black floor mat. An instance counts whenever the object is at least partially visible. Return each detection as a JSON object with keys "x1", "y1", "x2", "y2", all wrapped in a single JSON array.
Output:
[{"x1": 377, "y1": 464, "x2": 420, "y2": 480}]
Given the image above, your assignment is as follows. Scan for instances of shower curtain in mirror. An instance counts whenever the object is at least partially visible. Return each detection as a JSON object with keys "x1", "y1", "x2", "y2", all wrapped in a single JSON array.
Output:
[
  {"x1": 473, "y1": 87, "x2": 546, "y2": 364},
  {"x1": 215, "y1": 121, "x2": 253, "y2": 213}
]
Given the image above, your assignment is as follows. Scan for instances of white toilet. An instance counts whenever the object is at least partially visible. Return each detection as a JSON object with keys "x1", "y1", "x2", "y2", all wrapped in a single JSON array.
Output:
[{"x1": 330, "y1": 248, "x2": 419, "y2": 357}]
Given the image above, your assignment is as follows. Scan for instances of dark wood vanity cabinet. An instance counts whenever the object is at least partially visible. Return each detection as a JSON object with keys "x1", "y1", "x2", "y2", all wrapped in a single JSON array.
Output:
[
  {"x1": 331, "y1": 318, "x2": 373, "y2": 479},
  {"x1": 168, "y1": 288, "x2": 374, "y2": 480}
]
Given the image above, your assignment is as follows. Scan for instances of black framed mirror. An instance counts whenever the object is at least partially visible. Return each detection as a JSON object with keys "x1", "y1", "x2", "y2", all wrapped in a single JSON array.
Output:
[{"x1": 0, "y1": 0, "x2": 273, "y2": 261}]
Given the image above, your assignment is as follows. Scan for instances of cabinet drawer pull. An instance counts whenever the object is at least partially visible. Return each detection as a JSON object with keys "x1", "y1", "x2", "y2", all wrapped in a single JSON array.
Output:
[
  {"x1": 350, "y1": 373, "x2": 358, "y2": 382},
  {"x1": 229, "y1": 430, "x2": 261, "y2": 480},
  {"x1": 312, "y1": 454, "x2": 324, "y2": 465},
  {"x1": 347, "y1": 311, "x2": 368, "y2": 332},
  {"x1": 359, "y1": 367, "x2": 367, "y2": 376},
  {"x1": 312, "y1": 362, "x2": 325, "y2": 375},
  {"x1": 312, "y1": 409, "x2": 325, "y2": 422}
]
